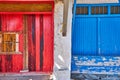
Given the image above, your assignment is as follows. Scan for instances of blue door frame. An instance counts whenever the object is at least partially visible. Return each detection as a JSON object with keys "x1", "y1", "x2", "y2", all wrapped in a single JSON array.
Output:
[{"x1": 72, "y1": 0, "x2": 120, "y2": 75}]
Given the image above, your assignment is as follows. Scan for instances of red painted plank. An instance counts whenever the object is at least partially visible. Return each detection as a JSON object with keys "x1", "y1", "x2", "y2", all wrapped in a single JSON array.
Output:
[
  {"x1": 52, "y1": 3, "x2": 54, "y2": 72},
  {"x1": 12, "y1": 54, "x2": 23, "y2": 72},
  {"x1": 0, "y1": 12, "x2": 52, "y2": 15},
  {"x1": 39, "y1": 15, "x2": 44, "y2": 71},
  {"x1": 28, "y1": 15, "x2": 36, "y2": 71},
  {"x1": 35, "y1": 15, "x2": 40, "y2": 71},
  {"x1": 1, "y1": 14, "x2": 23, "y2": 31},
  {"x1": 0, "y1": 56, "x2": 2, "y2": 72},
  {"x1": 1, "y1": 55, "x2": 5, "y2": 72},
  {"x1": 0, "y1": 0, "x2": 54, "y2": 5},
  {"x1": 43, "y1": 15, "x2": 53, "y2": 72},
  {"x1": 0, "y1": 0, "x2": 54, "y2": 1},
  {"x1": 5, "y1": 55, "x2": 12, "y2": 72}
]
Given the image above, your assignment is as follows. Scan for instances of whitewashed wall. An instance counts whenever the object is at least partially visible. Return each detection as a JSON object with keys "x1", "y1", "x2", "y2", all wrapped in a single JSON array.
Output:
[
  {"x1": 77, "y1": 0, "x2": 119, "y2": 4},
  {"x1": 53, "y1": 1, "x2": 72, "y2": 80}
]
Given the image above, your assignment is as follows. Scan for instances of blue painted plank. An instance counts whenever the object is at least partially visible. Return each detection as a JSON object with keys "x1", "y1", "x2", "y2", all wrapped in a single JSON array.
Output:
[{"x1": 100, "y1": 17, "x2": 120, "y2": 56}]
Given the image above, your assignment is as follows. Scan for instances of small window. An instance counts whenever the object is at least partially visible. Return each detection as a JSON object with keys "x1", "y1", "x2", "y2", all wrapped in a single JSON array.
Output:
[
  {"x1": 76, "y1": 7, "x2": 88, "y2": 15},
  {"x1": 0, "y1": 32, "x2": 19, "y2": 53},
  {"x1": 111, "y1": 6, "x2": 120, "y2": 14},
  {"x1": 91, "y1": 6, "x2": 108, "y2": 15}
]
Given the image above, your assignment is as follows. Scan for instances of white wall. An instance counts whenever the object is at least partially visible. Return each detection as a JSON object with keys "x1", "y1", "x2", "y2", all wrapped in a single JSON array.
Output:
[
  {"x1": 77, "y1": 0, "x2": 119, "y2": 4},
  {"x1": 53, "y1": 1, "x2": 72, "y2": 80}
]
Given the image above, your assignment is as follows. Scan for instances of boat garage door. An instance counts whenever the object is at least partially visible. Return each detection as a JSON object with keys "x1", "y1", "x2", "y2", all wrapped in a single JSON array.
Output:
[{"x1": 72, "y1": 3, "x2": 120, "y2": 76}]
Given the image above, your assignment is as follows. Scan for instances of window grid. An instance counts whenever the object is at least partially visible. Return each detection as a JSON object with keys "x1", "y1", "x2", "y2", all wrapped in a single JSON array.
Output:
[
  {"x1": 76, "y1": 5, "x2": 120, "y2": 15},
  {"x1": 0, "y1": 33, "x2": 19, "y2": 53}
]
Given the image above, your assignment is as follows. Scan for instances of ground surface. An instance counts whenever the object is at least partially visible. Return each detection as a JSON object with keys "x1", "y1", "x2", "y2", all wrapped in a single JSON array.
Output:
[
  {"x1": 71, "y1": 73, "x2": 120, "y2": 80},
  {"x1": 0, "y1": 72, "x2": 50, "y2": 80}
]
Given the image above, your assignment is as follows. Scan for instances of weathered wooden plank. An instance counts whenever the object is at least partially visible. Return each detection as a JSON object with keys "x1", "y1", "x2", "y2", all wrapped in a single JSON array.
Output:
[
  {"x1": 0, "y1": 3, "x2": 52, "y2": 12},
  {"x1": 23, "y1": 15, "x2": 28, "y2": 70},
  {"x1": 63, "y1": 0, "x2": 72, "y2": 36}
]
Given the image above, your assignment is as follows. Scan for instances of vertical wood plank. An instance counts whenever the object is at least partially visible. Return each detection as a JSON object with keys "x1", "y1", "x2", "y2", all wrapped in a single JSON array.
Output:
[
  {"x1": 23, "y1": 15, "x2": 28, "y2": 70},
  {"x1": 0, "y1": 16, "x2": 1, "y2": 52},
  {"x1": 63, "y1": 0, "x2": 72, "y2": 36},
  {"x1": 35, "y1": 14, "x2": 40, "y2": 71},
  {"x1": 40, "y1": 15, "x2": 44, "y2": 71},
  {"x1": 25, "y1": 16, "x2": 28, "y2": 70}
]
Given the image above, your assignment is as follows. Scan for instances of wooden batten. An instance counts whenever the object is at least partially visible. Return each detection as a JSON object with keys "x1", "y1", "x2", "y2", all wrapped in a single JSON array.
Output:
[
  {"x1": 23, "y1": 15, "x2": 28, "y2": 70},
  {"x1": 63, "y1": 0, "x2": 69, "y2": 36}
]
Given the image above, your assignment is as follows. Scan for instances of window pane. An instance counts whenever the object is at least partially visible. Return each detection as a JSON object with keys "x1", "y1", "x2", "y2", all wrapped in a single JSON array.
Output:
[
  {"x1": 1, "y1": 33, "x2": 17, "y2": 53},
  {"x1": 91, "y1": 6, "x2": 108, "y2": 15},
  {"x1": 111, "y1": 6, "x2": 120, "y2": 14},
  {"x1": 76, "y1": 7, "x2": 88, "y2": 15}
]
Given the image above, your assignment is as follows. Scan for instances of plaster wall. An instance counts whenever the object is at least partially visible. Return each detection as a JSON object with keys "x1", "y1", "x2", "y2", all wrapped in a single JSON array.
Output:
[
  {"x1": 53, "y1": 1, "x2": 72, "y2": 80},
  {"x1": 77, "y1": 0, "x2": 119, "y2": 4}
]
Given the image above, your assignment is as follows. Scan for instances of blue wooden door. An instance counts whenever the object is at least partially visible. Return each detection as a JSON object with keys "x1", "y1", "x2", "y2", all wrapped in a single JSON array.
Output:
[{"x1": 72, "y1": 2, "x2": 120, "y2": 76}]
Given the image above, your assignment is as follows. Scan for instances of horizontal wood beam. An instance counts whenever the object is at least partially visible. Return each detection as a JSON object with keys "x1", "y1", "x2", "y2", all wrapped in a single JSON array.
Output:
[{"x1": 0, "y1": 3, "x2": 52, "y2": 12}]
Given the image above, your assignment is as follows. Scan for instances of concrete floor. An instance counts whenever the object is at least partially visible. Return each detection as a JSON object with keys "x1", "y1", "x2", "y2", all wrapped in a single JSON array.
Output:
[{"x1": 0, "y1": 72, "x2": 51, "y2": 80}]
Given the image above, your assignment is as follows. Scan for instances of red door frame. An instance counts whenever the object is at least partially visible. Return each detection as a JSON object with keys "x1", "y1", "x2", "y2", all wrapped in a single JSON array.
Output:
[{"x1": 0, "y1": 0, "x2": 54, "y2": 72}]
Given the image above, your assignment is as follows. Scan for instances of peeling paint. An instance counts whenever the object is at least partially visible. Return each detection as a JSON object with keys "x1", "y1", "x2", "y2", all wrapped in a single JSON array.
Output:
[{"x1": 72, "y1": 56, "x2": 120, "y2": 74}]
